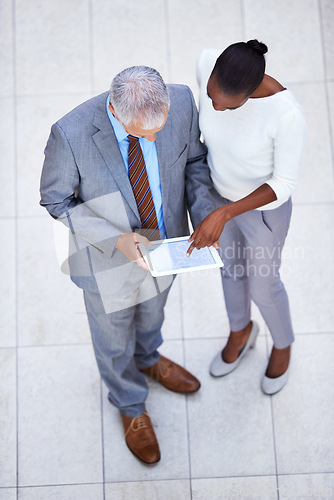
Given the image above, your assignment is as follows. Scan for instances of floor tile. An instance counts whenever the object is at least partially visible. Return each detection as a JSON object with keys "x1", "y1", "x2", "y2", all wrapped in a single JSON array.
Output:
[
  {"x1": 1, "y1": 0, "x2": 333, "y2": 495},
  {"x1": 281, "y1": 205, "x2": 334, "y2": 334},
  {"x1": 191, "y1": 476, "x2": 278, "y2": 500},
  {"x1": 326, "y1": 81, "x2": 334, "y2": 146},
  {"x1": 186, "y1": 337, "x2": 275, "y2": 478},
  {"x1": 180, "y1": 269, "x2": 265, "y2": 340},
  {"x1": 0, "y1": 349, "x2": 17, "y2": 487},
  {"x1": 168, "y1": 0, "x2": 243, "y2": 94},
  {"x1": 105, "y1": 480, "x2": 191, "y2": 500},
  {"x1": 288, "y1": 82, "x2": 334, "y2": 204},
  {"x1": 320, "y1": 0, "x2": 334, "y2": 80},
  {"x1": 278, "y1": 473, "x2": 334, "y2": 499},
  {"x1": 0, "y1": 219, "x2": 16, "y2": 348},
  {"x1": 103, "y1": 340, "x2": 190, "y2": 482},
  {"x1": 161, "y1": 276, "x2": 183, "y2": 341},
  {"x1": 17, "y1": 94, "x2": 91, "y2": 218},
  {"x1": 180, "y1": 269, "x2": 228, "y2": 339},
  {"x1": 18, "y1": 344, "x2": 103, "y2": 486},
  {"x1": 273, "y1": 334, "x2": 334, "y2": 474},
  {"x1": 0, "y1": 0, "x2": 14, "y2": 96},
  {"x1": 244, "y1": 0, "x2": 324, "y2": 83},
  {"x1": 0, "y1": 489, "x2": 16, "y2": 500},
  {"x1": 18, "y1": 484, "x2": 104, "y2": 500},
  {"x1": 92, "y1": 0, "x2": 168, "y2": 94},
  {"x1": 17, "y1": 217, "x2": 90, "y2": 346},
  {"x1": 15, "y1": 0, "x2": 91, "y2": 95},
  {"x1": 0, "y1": 98, "x2": 15, "y2": 217}
]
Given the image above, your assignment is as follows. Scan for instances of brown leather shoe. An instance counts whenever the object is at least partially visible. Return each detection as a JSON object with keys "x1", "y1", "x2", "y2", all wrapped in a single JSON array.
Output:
[
  {"x1": 141, "y1": 355, "x2": 200, "y2": 393},
  {"x1": 121, "y1": 411, "x2": 160, "y2": 464}
]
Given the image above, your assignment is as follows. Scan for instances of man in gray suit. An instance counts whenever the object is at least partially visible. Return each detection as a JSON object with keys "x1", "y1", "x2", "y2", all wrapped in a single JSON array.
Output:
[{"x1": 40, "y1": 66, "x2": 215, "y2": 464}]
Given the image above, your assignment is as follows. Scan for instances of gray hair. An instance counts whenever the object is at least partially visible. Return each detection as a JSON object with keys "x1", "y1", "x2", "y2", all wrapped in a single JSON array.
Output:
[{"x1": 109, "y1": 66, "x2": 170, "y2": 130}]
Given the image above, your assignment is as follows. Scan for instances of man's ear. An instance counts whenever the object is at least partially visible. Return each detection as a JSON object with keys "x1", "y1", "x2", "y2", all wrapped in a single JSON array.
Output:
[{"x1": 108, "y1": 102, "x2": 116, "y2": 116}]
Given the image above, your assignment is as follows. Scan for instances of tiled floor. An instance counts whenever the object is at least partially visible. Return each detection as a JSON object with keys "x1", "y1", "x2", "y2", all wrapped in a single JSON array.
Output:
[{"x1": 1, "y1": 0, "x2": 334, "y2": 499}]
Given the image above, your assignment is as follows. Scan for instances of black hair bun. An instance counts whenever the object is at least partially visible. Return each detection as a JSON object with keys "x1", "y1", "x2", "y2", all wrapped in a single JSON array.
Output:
[{"x1": 247, "y1": 39, "x2": 268, "y2": 55}]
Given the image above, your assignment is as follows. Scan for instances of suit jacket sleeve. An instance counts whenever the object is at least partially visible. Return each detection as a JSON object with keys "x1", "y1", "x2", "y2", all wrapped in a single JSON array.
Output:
[
  {"x1": 184, "y1": 86, "x2": 216, "y2": 230},
  {"x1": 40, "y1": 122, "x2": 122, "y2": 258}
]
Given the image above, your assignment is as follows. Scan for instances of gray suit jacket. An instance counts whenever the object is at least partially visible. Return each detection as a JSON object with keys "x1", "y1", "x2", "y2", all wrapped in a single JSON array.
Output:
[{"x1": 40, "y1": 84, "x2": 216, "y2": 297}]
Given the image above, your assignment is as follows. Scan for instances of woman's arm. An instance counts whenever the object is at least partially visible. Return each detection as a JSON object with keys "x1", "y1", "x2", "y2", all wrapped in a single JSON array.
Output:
[
  {"x1": 187, "y1": 183, "x2": 276, "y2": 255},
  {"x1": 187, "y1": 100, "x2": 306, "y2": 256}
]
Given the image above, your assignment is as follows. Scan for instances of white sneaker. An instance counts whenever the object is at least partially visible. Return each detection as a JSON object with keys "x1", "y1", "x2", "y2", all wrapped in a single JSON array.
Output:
[
  {"x1": 261, "y1": 365, "x2": 290, "y2": 395},
  {"x1": 209, "y1": 321, "x2": 259, "y2": 377}
]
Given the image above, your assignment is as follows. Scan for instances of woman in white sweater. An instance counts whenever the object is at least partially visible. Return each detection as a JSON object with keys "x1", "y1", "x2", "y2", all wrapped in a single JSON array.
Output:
[{"x1": 187, "y1": 40, "x2": 306, "y2": 394}]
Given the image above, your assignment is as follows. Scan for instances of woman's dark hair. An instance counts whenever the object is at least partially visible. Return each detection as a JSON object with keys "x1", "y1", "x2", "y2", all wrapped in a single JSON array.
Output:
[{"x1": 211, "y1": 39, "x2": 268, "y2": 96}]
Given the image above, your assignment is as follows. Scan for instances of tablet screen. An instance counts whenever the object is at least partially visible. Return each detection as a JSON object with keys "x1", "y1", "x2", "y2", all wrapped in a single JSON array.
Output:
[{"x1": 146, "y1": 238, "x2": 217, "y2": 273}]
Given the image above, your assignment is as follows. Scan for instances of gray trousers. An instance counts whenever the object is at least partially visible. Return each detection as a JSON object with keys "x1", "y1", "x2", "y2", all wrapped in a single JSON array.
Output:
[
  {"x1": 83, "y1": 274, "x2": 173, "y2": 417},
  {"x1": 216, "y1": 191, "x2": 294, "y2": 349}
]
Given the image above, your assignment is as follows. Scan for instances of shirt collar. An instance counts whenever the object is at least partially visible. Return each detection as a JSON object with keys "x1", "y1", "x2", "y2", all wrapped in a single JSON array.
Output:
[{"x1": 106, "y1": 95, "x2": 128, "y2": 143}]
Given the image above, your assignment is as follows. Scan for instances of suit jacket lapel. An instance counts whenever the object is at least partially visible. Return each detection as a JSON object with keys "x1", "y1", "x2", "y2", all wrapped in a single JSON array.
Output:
[
  {"x1": 156, "y1": 115, "x2": 173, "y2": 213},
  {"x1": 91, "y1": 95, "x2": 174, "y2": 227},
  {"x1": 92, "y1": 106, "x2": 140, "y2": 221}
]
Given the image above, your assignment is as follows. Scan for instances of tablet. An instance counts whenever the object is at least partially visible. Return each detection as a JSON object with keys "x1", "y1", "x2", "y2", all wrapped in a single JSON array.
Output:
[{"x1": 138, "y1": 236, "x2": 223, "y2": 277}]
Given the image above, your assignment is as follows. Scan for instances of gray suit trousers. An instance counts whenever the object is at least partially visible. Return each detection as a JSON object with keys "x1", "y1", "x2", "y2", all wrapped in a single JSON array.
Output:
[
  {"x1": 83, "y1": 272, "x2": 173, "y2": 417},
  {"x1": 215, "y1": 191, "x2": 294, "y2": 349}
]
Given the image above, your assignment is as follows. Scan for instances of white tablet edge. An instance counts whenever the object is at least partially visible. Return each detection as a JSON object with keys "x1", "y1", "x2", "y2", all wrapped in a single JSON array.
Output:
[{"x1": 138, "y1": 236, "x2": 223, "y2": 277}]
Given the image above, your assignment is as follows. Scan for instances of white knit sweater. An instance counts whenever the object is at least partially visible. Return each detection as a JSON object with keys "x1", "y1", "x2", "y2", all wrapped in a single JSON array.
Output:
[{"x1": 197, "y1": 49, "x2": 307, "y2": 210}]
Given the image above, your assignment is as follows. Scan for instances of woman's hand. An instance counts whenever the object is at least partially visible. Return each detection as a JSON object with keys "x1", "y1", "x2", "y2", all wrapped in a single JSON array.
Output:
[
  {"x1": 186, "y1": 206, "x2": 229, "y2": 256},
  {"x1": 186, "y1": 184, "x2": 278, "y2": 256}
]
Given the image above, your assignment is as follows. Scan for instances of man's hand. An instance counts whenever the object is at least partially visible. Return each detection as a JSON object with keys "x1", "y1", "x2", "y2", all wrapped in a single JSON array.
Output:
[
  {"x1": 115, "y1": 232, "x2": 150, "y2": 270},
  {"x1": 187, "y1": 207, "x2": 228, "y2": 256}
]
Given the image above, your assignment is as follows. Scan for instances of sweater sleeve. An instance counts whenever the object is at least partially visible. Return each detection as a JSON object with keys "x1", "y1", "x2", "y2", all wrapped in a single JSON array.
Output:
[{"x1": 266, "y1": 107, "x2": 307, "y2": 201}]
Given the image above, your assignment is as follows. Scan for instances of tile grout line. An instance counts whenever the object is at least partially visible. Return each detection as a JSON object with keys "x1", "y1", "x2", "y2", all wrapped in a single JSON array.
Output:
[
  {"x1": 7, "y1": 328, "x2": 334, "y2": 352},
  {"x1": 99, "y1": 379, "x2": 106, "y2": 500},
  {"x1": 230, "y1": 16, "x2": 286, "y2": 496},
  {"x1": 265, "y1": 330, "x2": 280, "y2": 500},
  {"x1": 0, "y1": 91, "x2": 94, "y2": 99},
  {"x1": 271, "y1": 397, "x2": 280, "y2": 500},
  {"x1": 87, "y1": 3, "x2": 104, "y2": 497},
  {"x1": 11, "y1": 0, "x2": 19, "y2": 497},
  {"x1": 0, "y1": 199, "x2": 333, "y2": 223},
  {"x1": 240, "y1": 0, "x2": 246, "y2": 39},
  {"x1": 88, "y1": 0, "x2": 95, "y2": 97},
  {"x1": 317, "y1": 0, "x2": 334, "y2": 184},
  {"x1": 11, "y1": 470, "x2": 334, "y2": 490},
  {"x1": 292, "y1": 201, "x2": 334, "y2": 206},
  {"x1": 179, "y1": 277, "x2": 193, "y2": 499},
  {"x1": 1, "y1": 79, "x2": 334, "y2": 101},
  {"x1": 0, "y1": 202, "x2": 334, "y2": 220},
  {"x1": 0, "y1": 215, "x2": 50, "y2": 220},
  {"x1": 164, "y1": 0, "x2": 172, "y2": 83},
  {"x1": 263, "y1": 326, "x2": 280, "y2": 499},
  {"x1": 317, "y1": 0, "x2": 328, "y2": 82}
]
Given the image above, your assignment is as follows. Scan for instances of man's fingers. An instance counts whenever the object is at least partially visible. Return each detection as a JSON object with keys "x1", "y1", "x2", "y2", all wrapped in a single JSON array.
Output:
[
  {"x1": 115, "y1": 232, "x2": 152, "y2": 265},
  {"x1": 213, "y1": 240, "x2": 219, "y2": 249},
  {"x1": 136, "y1": 256, "x2": 149, "y2": 271},
  {"x1": 135, "y1": 245, "x2": 149, "y2": 270},
  {"x1": 134, "y1": 233, "x2": 150, "y2": 247}
]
